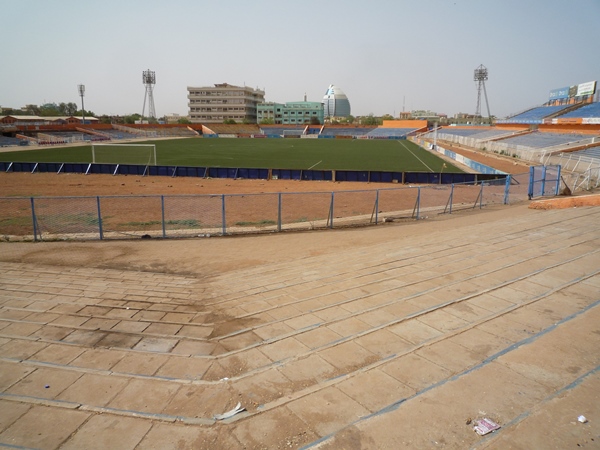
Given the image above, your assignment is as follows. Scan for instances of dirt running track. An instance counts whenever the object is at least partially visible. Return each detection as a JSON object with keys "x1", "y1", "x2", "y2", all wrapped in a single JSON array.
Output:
[{"x1": 1, "y1": 154, "x2": 600, "y2": 449}]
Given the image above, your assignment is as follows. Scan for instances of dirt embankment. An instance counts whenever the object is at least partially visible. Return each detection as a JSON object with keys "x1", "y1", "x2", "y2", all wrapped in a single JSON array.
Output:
[{"x1": 529, "y1": 194, "x2": 600, "y2": 209}]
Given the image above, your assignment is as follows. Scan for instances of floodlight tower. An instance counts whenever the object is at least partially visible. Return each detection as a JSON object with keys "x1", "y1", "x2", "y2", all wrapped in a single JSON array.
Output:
[
  {"x1": 78, "y1": 84, "x2": 85, "y2": 124},
  {"x1": 474, "y1": 64, "x2": 491, "y2": 125},
  {"x1": 141, "y1": 70, "x2": 156, "y2": 120}
]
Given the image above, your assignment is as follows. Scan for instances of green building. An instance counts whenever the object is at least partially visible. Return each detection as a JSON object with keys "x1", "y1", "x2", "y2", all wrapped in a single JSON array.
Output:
[{"x1": 257, "y1": 101, "x2": 324, "y2": 125}]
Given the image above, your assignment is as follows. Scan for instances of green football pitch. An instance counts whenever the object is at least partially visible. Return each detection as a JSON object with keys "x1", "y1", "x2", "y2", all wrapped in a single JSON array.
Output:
[{"x1": 0, "y1": 138, "x2": 463, "y2": 173}]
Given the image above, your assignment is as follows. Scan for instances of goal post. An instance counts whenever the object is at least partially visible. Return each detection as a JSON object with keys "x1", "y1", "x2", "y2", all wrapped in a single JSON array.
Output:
[{"x1": 91, "y1": 143, "x2": 157, "y2": 166}]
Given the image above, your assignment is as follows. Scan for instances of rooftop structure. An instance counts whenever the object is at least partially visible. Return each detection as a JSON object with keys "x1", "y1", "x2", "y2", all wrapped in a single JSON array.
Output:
[
  {"x1": 187, "y1": 83, "x2": 265, "y2": 123},
  {"x1": 257, "y1": 101, "x2": 323, "y2": 125}
]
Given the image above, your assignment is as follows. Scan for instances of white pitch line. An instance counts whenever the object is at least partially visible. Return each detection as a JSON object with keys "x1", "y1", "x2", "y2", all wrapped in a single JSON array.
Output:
[
  {"x1": 398, "y1": 140, "x2": 434, "y2": 173},
  {"x1": 307, "y1": 160, "x2": 322, "y2": 170}
]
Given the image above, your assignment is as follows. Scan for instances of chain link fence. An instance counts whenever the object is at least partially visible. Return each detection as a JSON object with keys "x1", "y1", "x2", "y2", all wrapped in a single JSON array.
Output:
[{"x1": 0, "y1": 176, "x2": 530, "y2": 241}]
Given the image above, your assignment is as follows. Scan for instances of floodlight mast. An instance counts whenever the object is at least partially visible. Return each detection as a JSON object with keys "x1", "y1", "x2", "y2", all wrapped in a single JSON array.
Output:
[
  {"x1": 78, "y1": 84, "x2": 85, "y2": 124},
  {"x1": 474, "y1": 65, "x2": 491, "y2": 125},
  {"x1": 141, "y1": 70, "x2": 156, "y2": 121}
]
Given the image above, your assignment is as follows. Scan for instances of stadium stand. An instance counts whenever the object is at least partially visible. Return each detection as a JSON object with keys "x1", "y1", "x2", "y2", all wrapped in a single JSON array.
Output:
[
  {"x1": 320, "y1": 127, "x2": 373, "y2": 136},
  {"x1": 0, "y1": 136, "x2": 24, "y2": 147},
  {"x1": 558, "y1": 102, "x2": 600, "y2": 118},
  {"x1": 102, "y1": 129, "x2": 139, "y2": 140},
  {"x1": 469, "y1": 129, "x2": 521, "y2": 140},
  {"x1": 496, "y1": 132, "x2": 593, "y2": 148},
  {"x1": 142, "y1": 127, "x2": 197, "y2": 137},
  {"x1": 38, "y1": 131, "x2": 92, "y2": 143},
  {"x1": 573, "y1": 146, "x2": 600, "y2": 160},
  {"x1": 366, "y1": 127, "x2": 419, "y2": 137},
  {"x1": 259, "y1": 125, "x2": 305, "y2": 136},
  {"x1": 434, "y1": 128, "x2": 485, "y2": 137},
  {"x1": 506, "y1": 105, "x2": 572, "y2": 123},
  {"x1": 436, "y1": 127, "x2": 517, "y2": 140},
  {"x1": 204, "y1": 124, "x2": 260, "y2": 135}
]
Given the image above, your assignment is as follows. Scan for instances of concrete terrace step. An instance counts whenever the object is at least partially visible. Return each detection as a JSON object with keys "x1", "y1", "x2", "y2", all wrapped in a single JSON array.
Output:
[{"x1": 0, "y1": 204, "x2": 599, "y2": 448}]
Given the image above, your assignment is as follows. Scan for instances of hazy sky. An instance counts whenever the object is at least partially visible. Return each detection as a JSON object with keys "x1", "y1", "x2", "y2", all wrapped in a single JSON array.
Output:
[{"x1": 2, "y1": 0, "x2": 599, "y2": 119}]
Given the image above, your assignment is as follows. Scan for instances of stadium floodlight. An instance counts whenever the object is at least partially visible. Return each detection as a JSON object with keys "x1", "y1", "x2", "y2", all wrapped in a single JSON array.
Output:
[
  {"x1": 78, "y1": 84, "x2": 85, "y2": 124},
  {"x1": 141, "y1": 69, "x2": 157, "y2": 120},
  {"x1": 474, "y1": 65, "x2": 491, "y2": 125}
]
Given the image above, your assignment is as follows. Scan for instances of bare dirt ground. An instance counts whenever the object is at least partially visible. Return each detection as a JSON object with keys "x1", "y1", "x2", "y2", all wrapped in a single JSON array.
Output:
[
  {"x1": 529, "y1": 193, "x2": 600, "y2": 209},
  {"x1": 0, "y1": 172, "x2": 395, "y2": 197}
]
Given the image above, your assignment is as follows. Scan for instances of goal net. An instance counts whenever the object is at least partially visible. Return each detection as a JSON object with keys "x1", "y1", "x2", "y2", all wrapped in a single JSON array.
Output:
[{"x1": 91, "y1": 143, "x2": 157, "y2": 166}]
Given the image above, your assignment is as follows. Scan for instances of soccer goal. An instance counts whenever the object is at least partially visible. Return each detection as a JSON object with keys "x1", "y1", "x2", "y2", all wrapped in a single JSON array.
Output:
[{"x1": 91, "y1": 143, "x2": 157, "y2": 166}]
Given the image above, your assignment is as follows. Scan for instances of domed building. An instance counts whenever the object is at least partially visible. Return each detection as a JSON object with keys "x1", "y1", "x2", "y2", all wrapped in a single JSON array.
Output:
[{"x1": 322, "y1": 84, "x2": 351, "y2": 119}]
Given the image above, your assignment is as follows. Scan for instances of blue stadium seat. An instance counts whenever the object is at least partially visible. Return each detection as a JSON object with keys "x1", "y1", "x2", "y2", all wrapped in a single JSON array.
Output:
[
  {"x1": 497, "y1": 132, "x2": 592, "y2": 148},
  {"x1": 321, "y1": 127, "x2": 372, "y2": 136},
  {"x1": 0, "y1": 136, "x2": 24, "y2": 147},
  {"x1": 558, "y1": 102, "x2": 600, "y2": 119},
  {"x1": 506, "y1": 105, "x2": 572, "y2": 123},
  {"x1": 366, "y1": 128, "x2": 418, "y2": 137}
]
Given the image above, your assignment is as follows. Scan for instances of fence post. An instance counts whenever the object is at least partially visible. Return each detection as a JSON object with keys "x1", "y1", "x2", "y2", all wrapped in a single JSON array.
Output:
[
  {"x1": 448, "y1": 184, "x2": 454, "y2": 214},
  {"x1": 221, "y1": 194, "x2": 226, "y2": 235},
  {"x1": 503, "y1": 175, "x2": 512, "y2": 204},
  {"x1": 479, "y1": 182, "x2": 484, "y2": 209},
  {"x1": 30, "y1": 197, "x2": 38, "y2": 242},
  {"x1": 96, "y1": 196, "x2": 103, "y2": 240},
  {"x1": 555, "y1": 165, "x2": 561, "y2": 196},
  {"x1": 278, "y1": 193, "x2": 282, "y2": 232},
  {"x1": 375, "y1": 190, "x2": 379, "y2": 224},
  {"x1": 161, "y1": 195, "x2": 166, "y2": 238},
  {"x1": 413, "y1": 187, "x2": 421, "y2": 219},
  {"x1": 540, "y1": 166, "x2": 547, "y2": 197},
  {"x1": 527, "y1": 166, "x2": 534, "y2": 199},
  {"x1": 329, "y1": 192, "x2": 334, "y2": 229}
]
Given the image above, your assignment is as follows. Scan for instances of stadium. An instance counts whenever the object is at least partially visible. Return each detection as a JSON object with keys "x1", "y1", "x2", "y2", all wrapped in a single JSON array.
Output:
[
  {"x1": 1, "y1": 79, "x2": 599, "y2": 240},
  {"x1": 1, "y1": 76, "x2": 600, "y2": 449}
]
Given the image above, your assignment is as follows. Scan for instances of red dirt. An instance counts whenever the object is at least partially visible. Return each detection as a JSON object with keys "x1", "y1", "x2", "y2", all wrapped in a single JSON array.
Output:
[
  {"x1": 529, "y1": 194, "x2": 600, "y2": 209},
  {"x1": 0, "y1": 172, "x2": 392, "y2": 197}
]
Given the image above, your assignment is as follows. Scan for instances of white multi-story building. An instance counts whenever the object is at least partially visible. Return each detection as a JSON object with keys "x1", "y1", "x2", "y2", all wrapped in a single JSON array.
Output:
[{"x1": 187, "y1": 83, "x2": 265, "y2": 123}]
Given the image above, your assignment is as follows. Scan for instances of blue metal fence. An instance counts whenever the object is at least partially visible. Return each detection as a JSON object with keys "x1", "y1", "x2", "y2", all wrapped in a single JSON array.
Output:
[
  {"x1": 528, "y1": 165, "x2": 561, "y2": 199},
  {"x1": 0, "y1": 173, "x2": 535, "y2": 241},
  {"x1": 0, "y1": 161, "x2": 505, "y2": 185}
]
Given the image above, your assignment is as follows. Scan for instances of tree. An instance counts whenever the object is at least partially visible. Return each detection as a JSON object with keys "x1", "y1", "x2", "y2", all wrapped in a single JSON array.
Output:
[
  {"x1": 39, "y1": 103, "x2": 60, "y2": 116},
  {"x1": 75, "y1": 109, "x2": 95, "y2": 118},
  {"x1": 381, "y1": 114, "x2": 394, "y2": 121},
  {"x1": 309, "y1": 116, "x2": 321, "y2": 125},
  {"x1": 361, "y1": 114, "x2": 379, "y2": 126},
  {"x1": 25, "y1": 104, "x2": 40, "y2": 115},
  {"x1": 124, "y1": 113, "x2": 141, "y2": 124},
  {"x1": 223, "y1": 119, "x2": 236, "y2": 124},
  {"x1": 347, "y1": 115, "x2": 355, "y2": 124},
  {"x1": 177, "y1": 117, "x2": 191, "y2": 124},
  {"x1": 259, "y1": 118, "x2": 274, "y2": 125},
  {"x1": 65, "y1": 102, "x2": 78, "y2": 115}
]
